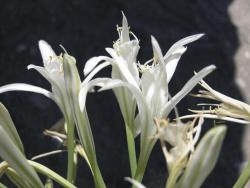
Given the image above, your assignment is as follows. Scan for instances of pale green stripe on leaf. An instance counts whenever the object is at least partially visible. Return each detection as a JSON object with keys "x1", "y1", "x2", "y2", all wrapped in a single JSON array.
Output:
[
  {"x1": 0, "y1": 103, "x2": 24, "y2": 153},
  {"x1": 0, "y1": 161, "x2": 8, "y2": 177},
  {"x1": 233, "y1": 161, "x2": 250, "y2": 188},
  {"x1": 28, "y1": 161, "x2": 76, "y2": 188},
  {"x1": 178, "y1": 126, "x2": 226, "y2": 188},
  {"x1": 6, "y1": 168, "x2": 31, "y2": 188},
  {"x1": 0, "y1": 127, "x2": 43, "y2": 188}
]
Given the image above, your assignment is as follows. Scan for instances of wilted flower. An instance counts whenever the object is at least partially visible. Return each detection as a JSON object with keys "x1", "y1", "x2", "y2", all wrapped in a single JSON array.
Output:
[
  {"x1": 154, "y1": 117, "x2": 203, "y2": 175},
  {"x1": 182, "y1": 80, "x2": 250, "y2": 124}
]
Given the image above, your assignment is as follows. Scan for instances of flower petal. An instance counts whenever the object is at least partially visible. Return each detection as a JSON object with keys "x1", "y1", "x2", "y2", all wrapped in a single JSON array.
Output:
[
  {"x1": 105, "y1": 48, "x2": 139, "y2": 88},
  {"x1": 125, "y1": 177, "x2": 146, "y2": 188},
  {"x1": 38, "y1": 40, "x2": 56, "y2": 63},
  {"x1": 83, "y1": 56, "x2": 112, "y2": 76},
  {"x1": 0, "y1": 83, "x2": 53, "y2": 99},
  {"x1": 165, "y1": 46, "x2": 187, "y2": 83},
  {"x1": 82, "y1": 61, "x2": 111, "y2": 85},
  {"x1": 161, "y1": 65, "x2": 216, "y2": 116},
  {"x1": 164, "y1": 34, "x2": 204, "y2": 59},
  {"x1": 179, "y1": 114, "x2": 250, "y2": 124},
  {"x1": 121, "y1": 12, "x2": 130, "y2": 43},
  {"x1": 27, "y1": 64, "x2": 63, "y2": 91},
  {"x1": 164, "y1": 34, "x2": 204, "y2": 83},
  {"x1": 79, "y1": 78, "x2": 118, "y2": 112}
]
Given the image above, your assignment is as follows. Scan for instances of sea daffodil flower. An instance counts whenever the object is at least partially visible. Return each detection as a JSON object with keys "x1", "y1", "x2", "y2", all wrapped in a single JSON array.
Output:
[
  {"x1": 154, "y1": 116, "x2": 203, "y2": 188},
  {"x1": 181, "y1": 80, "x2": 250, "y2": 124},
  {"x1": 81, "y1": 14, "x2": 216, "y2": 182},
  {"x1": 154, "y1": 117, "x2": 203, "y2": 173},
  {"x1": 0, "y1": 41, "x2": 107, "y2": 187}
]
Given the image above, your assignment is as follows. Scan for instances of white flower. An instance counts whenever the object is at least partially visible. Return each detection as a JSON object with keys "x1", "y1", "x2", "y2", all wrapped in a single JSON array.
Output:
[
  {"x1": 154, "y1": 117, "x2": 203, "y2": 173},
  {"x1": 0, "y1": 40, "x2": 107, "y2": 187},
  {"x1": 0, "y1": 41, "x2": 72, "y2": 120},
  {"x1": 80, "y1": 13, "x2": 216, "y2": 181},
  {"x1": 181, "y1": 80, "x2": 250, "y2": 124}
]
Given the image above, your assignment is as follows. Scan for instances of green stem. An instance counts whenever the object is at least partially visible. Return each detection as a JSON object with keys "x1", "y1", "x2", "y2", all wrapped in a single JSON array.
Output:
[
  {"x1": 125, "y1": 124, "x2": 137, "y2": 177},
  {"x1": 92, "y1": 161, "x2": 107, "y2": 188},
  {"x1": 133, "y1": 140, "x2": 155, "y2": 188},
  {"x1": 66, "y1": 117, "x2": 77, "y2": 184},
  {"x1": 165, "y1": 167, "x2": 181, "y2": 188},
  {"x1": 28, "y1": 160, "x2": 76, "y2": 188},
  {"x1": 133, "y1": 154, "x2": 148, "y2": 184}
]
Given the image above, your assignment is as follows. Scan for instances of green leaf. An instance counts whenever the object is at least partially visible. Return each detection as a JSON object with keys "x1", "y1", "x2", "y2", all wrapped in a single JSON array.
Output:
[
  {"x1": 177, "y1": 126, "x2": 226, "y2": 188},
  {"x1": 0, "y1": 161, "x2": 8, "y2": 177},
  {"x1": 63, "y1": 54, "x2": 107, "y2": 188},
  {"x1": 233, "y1": 161, "x2": 250, "y2": 188},
  {"x1": 6, "y1": 168, "x2": 31, "y2": 188},
  {"x1": 0, "y1": 127, "x2": 43, "y2": 188},
  {"x1": 0, "y1": 182, "x2": 8, "y2": 188},
  {"x1": 0, "y1": 103, "x2": 24, "y2": 153},
  {"x1": 28, "y1": 160, "x2": 76, "y2": 188}
]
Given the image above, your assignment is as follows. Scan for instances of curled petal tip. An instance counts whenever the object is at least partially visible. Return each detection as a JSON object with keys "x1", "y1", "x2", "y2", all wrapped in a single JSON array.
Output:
[
  {"x1": 207, "y1": 64, "x2": 216, "y2": 70},
  {"x1": 27, "y1": 65, "x2": 32, "y2": 70},
  {"x1": 38, "y1": 40, "x2": 56, "y2": 63}
]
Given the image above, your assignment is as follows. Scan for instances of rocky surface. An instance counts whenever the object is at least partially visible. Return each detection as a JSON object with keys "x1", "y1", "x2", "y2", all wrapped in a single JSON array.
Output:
[{"x1": 0, "y1": 0, "x2": 249, "y2": 187}]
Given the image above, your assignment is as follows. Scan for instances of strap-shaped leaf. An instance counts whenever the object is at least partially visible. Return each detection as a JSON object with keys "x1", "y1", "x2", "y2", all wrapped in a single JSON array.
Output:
[
  {"x1": 0, "y1": 127, "x2": 43, "y2": 188},
  {"x1": 0, "y1": 103, "x2": 24, "y2": 153},
  {"x1": 178, "y1": 126, "x2": 226, "y2": 188},
  {"x1": 0, "y1": 182, "x2": 8, "y2": 188},
  {"x1": 6, "y1": 168, "x2": 30, "y2": 188},
  {"x1": 28, "y1": 160, "x2": 76, "y2": 188},
  {"x1": 233, "y1": 160, "x2": 250, "y2": 188},
  {"x1": 0, "y1": 161, "x2": 8, "y2": 177}
]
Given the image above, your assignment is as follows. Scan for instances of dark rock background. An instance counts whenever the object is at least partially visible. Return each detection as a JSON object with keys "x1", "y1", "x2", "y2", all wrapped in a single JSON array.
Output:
[{"x1": 0, "y1": 0, "x2": 248, "y2": 187}]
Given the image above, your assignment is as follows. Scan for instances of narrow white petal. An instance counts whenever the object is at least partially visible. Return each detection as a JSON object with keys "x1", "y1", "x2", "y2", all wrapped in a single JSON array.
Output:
[
  {"x1": 106, "y1": 48, "x2": 139, "y2": 88},
  {"x1": 125, "y1": 177, "x2": 146, "y2": 188},
  {"x1": 38, "y1": 40, "x2": 56, "y2": 63},
  {"x1": 27, "y1": 64, "x2": 64, "y2": 95},
  {"x1": 161, "y1": 65, "x2": 216, "y2": 116},
  {"x1": 0, "y1": 83, "x2": 53, "y2": 99},
  {"x1": 200, "y1": 80, "x2": 250, "y2": 113},
  {"x1": 164, "y1": 34, "x2": 204, "y2": 59},
  {"x1": 180, "y1": 114, "x2": 250, "y2": 124},
  {"x1": 83, "y1": 56, "x2": 112, "y2": 76},
  {"x1": 82, "y1": 61, "x2": 111, "y2": 85},
  {"x1": 121, "y1": 12, "x2": 130, "y2": 43},
  {"x1": 151, "y1": 36, "x2": 165, "y2": 64},
  {"x1": 162, "y1": 34, "x2": 204, "y2": 83},
  {"x1": 79, "y1": 78, "x2": 112, "y2": 112},
  {"x1": 165, "y1": 46, "x2": 187, "y2": 83}
]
